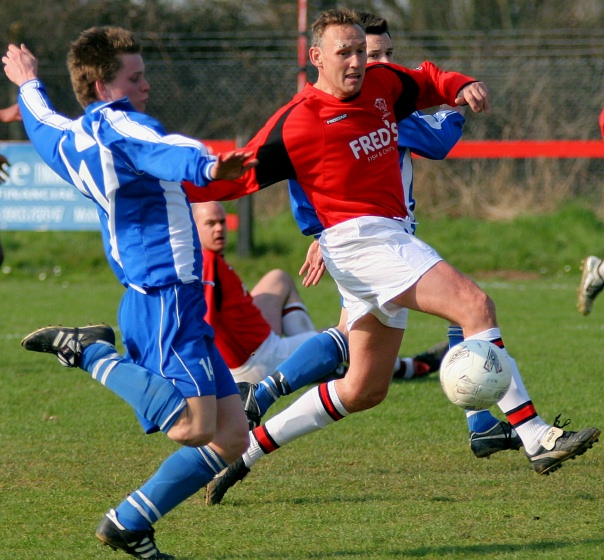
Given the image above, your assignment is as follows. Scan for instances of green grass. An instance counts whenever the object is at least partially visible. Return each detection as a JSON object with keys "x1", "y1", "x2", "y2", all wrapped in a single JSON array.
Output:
[
  {"x1": 2, "y1": 202, "x2": 603, "y2": 285},
  {"x1": 1, "y1": 207, "x2": 604, "y2": 559}
]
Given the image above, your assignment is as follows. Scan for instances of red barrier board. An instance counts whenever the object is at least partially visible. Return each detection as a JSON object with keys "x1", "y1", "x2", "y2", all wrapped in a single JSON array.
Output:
[
  {"x1": 204, "y1": 139, "x2": 604, "y2": 160},
  {"x1": 444, "y1": 140, "x2": 604, "y2": 159}
]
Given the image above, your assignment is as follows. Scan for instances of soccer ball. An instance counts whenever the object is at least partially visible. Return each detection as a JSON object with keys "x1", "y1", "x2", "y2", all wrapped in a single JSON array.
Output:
[{"x1": 439, "y1": 340, "x2": 512, "y2": 410}]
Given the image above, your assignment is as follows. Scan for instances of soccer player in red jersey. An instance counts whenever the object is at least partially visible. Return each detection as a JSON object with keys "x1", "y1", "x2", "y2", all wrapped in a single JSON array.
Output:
[{"x1": 186, "y1": 9, "x2": 598, "y2": 492}]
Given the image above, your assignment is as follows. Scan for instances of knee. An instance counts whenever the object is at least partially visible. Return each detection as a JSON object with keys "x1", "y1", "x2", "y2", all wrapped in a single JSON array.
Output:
[
  {"x1": 462, "y1": 288, "x2": 497, "y2": 325},
  {"x1": 476, "y1": 292, "x2": 497, "y2": 320},
  {"x1": 271, "y1": 269, "x2": 300, "y2": 297},
  {"x1": 264, "y1": 268, "x2": 293, "y2": 286},
  {"x1": 338, "y1": 382, "x2": 388, "y2": 413},
  {"x1": 167, "y1": 424, "x2": 215, "y2": 448},
  {"x1": 272, "y1": 268, "x2": 292, "y2": 281},
  {"x1": 359, "y1": 387, "x2": 388, "y2": 411}
]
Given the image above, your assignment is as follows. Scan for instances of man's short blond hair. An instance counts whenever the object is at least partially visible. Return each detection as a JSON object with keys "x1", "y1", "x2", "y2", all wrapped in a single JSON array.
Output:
[{"x1": 311, "y1": 8, "x2": 361, "y2": 48}]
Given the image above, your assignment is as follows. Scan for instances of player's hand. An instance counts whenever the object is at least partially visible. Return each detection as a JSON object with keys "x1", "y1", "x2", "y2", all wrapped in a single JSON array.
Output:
[
  {"x1": 2, "y1": 44, "x2": 39, "y2": 87},
  {"x1": 0, "y1": 155, "x2": 10, "y2": 184},
  {"x1": 0, "y1": 102, "x2": 21, "y2": 123},
  {"x1": 299, "y1": 239, "x2": 325, "y2": 287},
  {"x1": 211, "y1": 150, "x2": 258, "y2": 180},
  {"x1": 454, "y1": 81, "x2": 489, "y2": 113}
]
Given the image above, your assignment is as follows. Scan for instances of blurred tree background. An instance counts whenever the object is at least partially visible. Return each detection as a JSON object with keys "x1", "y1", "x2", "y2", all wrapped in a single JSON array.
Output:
[{"x1": 1, "y1": 0, "x2": 603, "y2": 218}]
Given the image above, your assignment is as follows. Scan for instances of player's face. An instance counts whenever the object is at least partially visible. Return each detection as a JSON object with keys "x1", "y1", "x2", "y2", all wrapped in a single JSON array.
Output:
[
  {"x1": 310, "y1": 24, "x2": 367, "y2": 99},
  {"x1": 193, "y1": 202, "x2": 227, "y2": 254},
  {"x1": 99, "y1": 53, "x2": 150, "y2": 113},
  {"x1": 366, "y1": 32, "x2": 394, "y2": 63}
]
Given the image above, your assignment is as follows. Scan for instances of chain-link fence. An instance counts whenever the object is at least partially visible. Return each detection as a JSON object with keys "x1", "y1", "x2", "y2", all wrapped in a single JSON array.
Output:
[{"x1": 1, "y1": 28, "x2": 603, "y2": 217}]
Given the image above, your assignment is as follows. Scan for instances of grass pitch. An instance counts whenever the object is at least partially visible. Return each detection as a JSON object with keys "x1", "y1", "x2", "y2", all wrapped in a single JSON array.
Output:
[{"x1": 1, "y1": 209, "x2": 604, "y2": 559}]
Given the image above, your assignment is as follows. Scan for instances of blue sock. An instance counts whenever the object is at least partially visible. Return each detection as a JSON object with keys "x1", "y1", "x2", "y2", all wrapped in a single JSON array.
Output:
[
  {"x1": 447, "y1": 325, "x2": 464, "y2": 348},
  {"x1": 467, "y1": 411, "x2": 500, "y2": 433},
  {"x1": 282, "y1": 327, "x2": 348, "y2": 393},
  {"x1": 81, "y1": 342, "x2": 186, "y2": 432},
  {"x1": 115, "y1": 445, "x2": 227, "y2": 531},
  {"x1": 254, "y1": 376, "x2": 282, "y2": 416},
  {"x1": 254, "y1": 328, "x2": 349, "y2": 415}
]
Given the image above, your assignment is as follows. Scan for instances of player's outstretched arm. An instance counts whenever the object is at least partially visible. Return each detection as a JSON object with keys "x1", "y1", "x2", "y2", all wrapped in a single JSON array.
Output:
[
  {"x1": 455, "y1": 81, "x2": 490, "y2": 113},
  {"x1": 211, "y1": 151, "x2": 258, "y2": 181}
]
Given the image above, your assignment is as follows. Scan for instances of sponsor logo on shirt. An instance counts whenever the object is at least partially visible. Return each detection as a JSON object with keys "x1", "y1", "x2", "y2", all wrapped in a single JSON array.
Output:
[
  {"x1": 349, "y1": 119, "x2": 398, "y2": 160},
  {"x1": 374, "y1": 98, "x2": 391, "y2": 119},
  {"x1": 326, "y1": 114, "x2": 348, "y2": 124}
]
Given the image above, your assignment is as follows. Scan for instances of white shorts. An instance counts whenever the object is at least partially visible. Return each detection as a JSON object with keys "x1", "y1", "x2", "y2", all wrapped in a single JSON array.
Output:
[
  {"x1": 320, "y1": 216, "x2": 442, "y2": 330},
  {"x1": 229, "y1": 330, "x2": 317, "y2": 384}
]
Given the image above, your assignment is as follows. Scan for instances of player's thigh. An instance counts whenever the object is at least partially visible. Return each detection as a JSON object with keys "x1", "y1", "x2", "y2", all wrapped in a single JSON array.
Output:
[
  {"x1": 183, "y1": 395, "x2": 217, "y2": 436},
  {"x1": 392, "y1": 261, "x2": 493, "y2": 326}
]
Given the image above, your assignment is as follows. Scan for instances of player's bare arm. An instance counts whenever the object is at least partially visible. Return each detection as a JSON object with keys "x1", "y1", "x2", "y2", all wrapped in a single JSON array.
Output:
[
  {"x1": 3, "y1": 44, "x2": 38, "y2": 87},
  {"x1": 454, "y1": 81, "x2": 490, "y2": 113},
  {"x1": 211, "y1": 150, "x2": 258, "y2": 180},
  {"x1": 0, "y1": 102, "x2": 21, "y2": 122}
]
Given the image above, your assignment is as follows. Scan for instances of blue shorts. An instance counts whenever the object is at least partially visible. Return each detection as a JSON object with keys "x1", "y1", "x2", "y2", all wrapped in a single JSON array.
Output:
[{"x1": 119, "y1": 282, "x2": 238, "y2": 401}]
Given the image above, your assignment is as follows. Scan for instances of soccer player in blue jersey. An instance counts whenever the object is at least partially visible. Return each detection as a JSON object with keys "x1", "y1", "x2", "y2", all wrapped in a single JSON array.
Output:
[{"x1": 4, "y1": 27, "x2": 256, "y2": 559}]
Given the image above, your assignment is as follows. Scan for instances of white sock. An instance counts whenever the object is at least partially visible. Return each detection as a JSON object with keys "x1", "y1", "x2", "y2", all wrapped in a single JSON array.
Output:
[
  {"x1": 243, "y1": 381, "x2": 348, "y2": 467},
  {"x1": 242, "y1": 433, "x2": 263, "y2": 467},
  {"x1": 400, "y1": 357, "x2": 414, "y2": 379},
  {"x1": 282, "y1": 302, "x2": 315, "y2": 335},
  {"x1": 466, "y1": 329, "x2": 550, "y2": 453},
  {"x1": 514, "y1": 418, "x2": 550, "y2": 455},
  {"x1": 497, "y1": 354, "x2": 549, "y2": 454}
]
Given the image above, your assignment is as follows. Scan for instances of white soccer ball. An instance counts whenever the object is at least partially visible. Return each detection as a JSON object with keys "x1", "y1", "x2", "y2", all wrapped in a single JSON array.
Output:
[{"x1": 439, "y1": 339, "x2": 512, "y2": 410}]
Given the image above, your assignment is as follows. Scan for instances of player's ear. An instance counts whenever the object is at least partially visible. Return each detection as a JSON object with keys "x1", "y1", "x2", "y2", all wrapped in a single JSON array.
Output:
[
  {"x1": 95, "y1": 80, "x2": 110, "y2": 102},
  {"x1": 309, "y1": 46, "x2": 322, "y2": 69}
]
